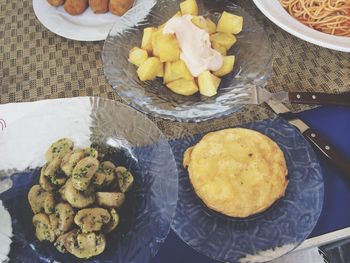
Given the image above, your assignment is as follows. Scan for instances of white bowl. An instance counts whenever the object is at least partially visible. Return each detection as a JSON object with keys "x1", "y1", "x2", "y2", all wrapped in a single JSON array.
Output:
[{"x1": 252, "y1": 0, "x2": 350, "y2": 52}]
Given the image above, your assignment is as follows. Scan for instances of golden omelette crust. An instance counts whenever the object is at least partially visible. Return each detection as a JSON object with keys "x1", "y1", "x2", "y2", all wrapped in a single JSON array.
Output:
[{"x1": 184, "y1": 128, "x2": 288, "y2": 218}]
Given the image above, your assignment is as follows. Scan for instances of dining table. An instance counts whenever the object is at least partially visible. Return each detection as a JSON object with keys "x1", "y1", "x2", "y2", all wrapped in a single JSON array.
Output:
[{"x1": 0, "y1": 0, "x2": 349, "y2": 262}]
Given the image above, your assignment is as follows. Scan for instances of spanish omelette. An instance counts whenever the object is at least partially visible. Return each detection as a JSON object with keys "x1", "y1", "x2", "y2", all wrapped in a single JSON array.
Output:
[{"x1": 183, "y1": 128, "x2": 288, "y2": 218}]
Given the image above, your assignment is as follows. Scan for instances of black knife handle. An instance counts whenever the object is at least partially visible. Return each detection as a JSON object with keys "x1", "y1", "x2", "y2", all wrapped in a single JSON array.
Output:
[
  {"x1": 303, "y1": 128, "x2": 350, "y2": 178},
  {"x1": 289, "y1": 92, "x2": 350, "y2": 106}
]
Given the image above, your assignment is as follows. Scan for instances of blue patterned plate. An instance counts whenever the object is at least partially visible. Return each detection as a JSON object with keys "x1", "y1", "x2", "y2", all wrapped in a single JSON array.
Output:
[
  {"x1": 170, "y1": 117, "x2": 324, "y2": 263},
  {"x1": 0, "y1": 97, "x2": 178, "y2": 263}
]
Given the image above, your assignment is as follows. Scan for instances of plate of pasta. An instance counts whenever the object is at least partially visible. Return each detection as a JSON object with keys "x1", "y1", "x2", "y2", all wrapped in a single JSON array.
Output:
[{"x1": 252, "y1": 0, "x2": 350, "y2": 52}]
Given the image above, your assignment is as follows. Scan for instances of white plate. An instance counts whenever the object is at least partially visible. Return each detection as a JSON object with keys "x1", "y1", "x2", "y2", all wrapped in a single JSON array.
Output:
[
  {"x1": 252, "y1": 0, "x2": 350, "y2": 52},
  {"x1": 33, "y1": 0, "x2": 154, "y2": 41}
]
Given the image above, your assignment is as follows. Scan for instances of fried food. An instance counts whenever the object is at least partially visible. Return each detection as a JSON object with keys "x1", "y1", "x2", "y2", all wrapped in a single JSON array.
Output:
[
  {"x1": 64, "y1": 0, "x2": 89, "y2": 15},
  {"x1": 184, "y1": 128, "x2": 288, "y2": 218},
  {"x1": 128, "y1": 0, "x2": 242, "y2": 97},
  {"x1": 47, "y1": 0, "x2": 65, "y2": 7},
  {"x1": 89, "y1": 0, "x2": 109, "y2": 14},
  {"x1": 109, "y1": 0, "x2": 134, "y2": 16}
]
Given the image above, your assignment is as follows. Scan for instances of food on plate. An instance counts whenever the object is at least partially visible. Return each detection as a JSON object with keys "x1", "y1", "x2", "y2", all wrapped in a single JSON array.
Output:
[
  {"x1": 183, "y1": 128, "x2": 288, "y2": 218},
  {"x1": 89, "y1": 0, "x2": 109, "y2": 13},
  {"x1": 213, "y1": 55, "x2": 235, "y2": 77},
  {"x1": 28, "y1": 185, "x2": 55, "y2": 214},
  {"x1": 217, "y1": 11, "x2": 243, "y2": 34},
  {"x1": 280, "y1": 0, "x2": 350, "y2": 37},
  {"x1": 180, "y1": 0, "x2": 198, "y2": 16},
  {"x1": 71, "y1": 156, "x2": 99, "y2": 191},
  {"x1": 64, "y1": 230, "x2": 106, "y2": 258},
  {"x1": 64, "y1": 0, "x2": 89, "y2": 15},
  {"x1": 109, "y1": 0, "x2": 134, "y2": 16},
  {"x1": 33, "y1": 213, "x2": 56, "y2": 242},
  {"x1": 103, "y1": 208, "x2": 119, "y2": 233},
  {"x1": 136, "y1": 57, "x2": 162, "y2": 81},
  {"x1": 47, "y1": 0, "x2": 133, "y2": 16},
  {"x1": 47, "y1": 0, "x2": 65, "y2": 7},
  {"x1": 45, "y1": 138, "x2": 74, "y2": 162},
  {"x1": 28, "y1": 138, "x2": 134, "y2": 259},
  {"x1": 96, "y1": 192, "x2": 126, "y2": 208},
  {"x1": 63, "y1": 178, "x2": 95, "y2": 208},
  {"x1": 74, "y1": 208, "x2": 111, "y2": 233},
  {"x1": 129, "y1": 47, "x2": 149, "y2": 67},
  {"x1": 128, "y1": 0, "x2": 243, "y2": 97},
  {"x1": 115, "y1": 166, "x2": 135, "y2": 193},
  {"x1": 166, "y1": 79, "x2": 199, "y2": 96},
  {"x1": 197, "y1": 70, "x2": 221, "y2": 97}
]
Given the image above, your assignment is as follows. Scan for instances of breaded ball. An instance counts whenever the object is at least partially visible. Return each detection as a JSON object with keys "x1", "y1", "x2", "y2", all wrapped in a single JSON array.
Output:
[
  {"x1": 64, "y1": 0, "x2": 89, "y2": 15},
  {"x1": 109, "y1": 0, "x2": 134, "y2": 16},
  {"x1": 89, "y1": 0, "x2": 109, "y2": 14},
  {"x1": 47, "y1": 0, "x2": 65, "y2": 7}
]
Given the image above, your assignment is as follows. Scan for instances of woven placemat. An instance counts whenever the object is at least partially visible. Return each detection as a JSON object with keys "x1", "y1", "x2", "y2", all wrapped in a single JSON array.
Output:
[{"x1": 0, "y1": 0, "x2": 349, "y2": 138}]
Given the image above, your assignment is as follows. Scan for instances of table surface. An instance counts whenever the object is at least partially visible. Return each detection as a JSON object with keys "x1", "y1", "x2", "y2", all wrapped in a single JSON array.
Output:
[{"x1": 0, "y1": 0, "x2": 350, "y2": 262}]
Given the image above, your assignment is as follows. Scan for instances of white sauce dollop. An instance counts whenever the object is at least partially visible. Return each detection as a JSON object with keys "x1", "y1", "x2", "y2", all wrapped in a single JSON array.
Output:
[{"x1": 163, "y1": 15, "x2": 223, "y2": 77}]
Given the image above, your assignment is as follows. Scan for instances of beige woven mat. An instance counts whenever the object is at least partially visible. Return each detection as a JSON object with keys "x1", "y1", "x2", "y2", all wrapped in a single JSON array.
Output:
[{"x1": 0, "y1": 0, "x2": 349, "y2": 138}]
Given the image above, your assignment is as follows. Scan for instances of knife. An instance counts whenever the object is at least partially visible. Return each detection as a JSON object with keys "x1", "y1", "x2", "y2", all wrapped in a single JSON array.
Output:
[{"x1": 266, "y1": 99, "x2": 350, "y2": 178}]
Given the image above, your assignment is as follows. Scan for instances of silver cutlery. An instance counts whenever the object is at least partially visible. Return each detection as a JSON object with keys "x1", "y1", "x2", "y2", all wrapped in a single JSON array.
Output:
[{"x1": 233, "y1": 86, "x2": 350, "y2": 106}]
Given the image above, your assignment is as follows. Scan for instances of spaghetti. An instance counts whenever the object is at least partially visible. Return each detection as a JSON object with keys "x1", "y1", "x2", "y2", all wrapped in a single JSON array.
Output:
[{"x1": 279, "y1": 0, "x2": 350, "y2": 36}]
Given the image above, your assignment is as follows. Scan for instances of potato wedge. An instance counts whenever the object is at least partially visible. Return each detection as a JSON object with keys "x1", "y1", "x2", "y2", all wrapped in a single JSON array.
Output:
[
  {"x1": 141, "y1": 27, "x2": 157, "y2": 53},
  {"x1": 137, "y1": 57, "x2": 162, "y2": 81},
  {"x1": 157, "y1": 62, "x2": 164, "y2": 77},
  {"x1": 206, "y1": 18, "x2": 217, "y2": 34},
  {"x1": 217, "y1": 11, "x2": 243, "y2": 34},
  {"x1": 191, "y1": 16, "x2": 217, "y2": 34},
  {"x1": 158, "y1": 34, "x2": 180, "y2": 62},
  {"x1": 212, "y1": 42, "x2": 227, "y2": 56},
  {"x1": 191, "y1": 16, "x2": 207, "y2": 31},
  {"x1": 166, "y1": 79, "x2": 199, "y2": 96},
  {"x1": 128, "y1": 47, "x2": 148, "y2": 67},
  {"x1": 164, "y1": 60, "x2": 193, "y2": 83},
  {"x1": 198, "y1": 70, "x2": 221, "y2": 97},
  {"x1": 213, "y1": 55, "x2": 235, "y2": 77},
  {"x1": 210, "y1": 32, "x2": 237, "y2": 50},
  {"x1": 151, "y1": 29, "x2": 163, "y2": 57},
  {"x1": 180, "y1": 0, "x2": 198, "y2": 15}
]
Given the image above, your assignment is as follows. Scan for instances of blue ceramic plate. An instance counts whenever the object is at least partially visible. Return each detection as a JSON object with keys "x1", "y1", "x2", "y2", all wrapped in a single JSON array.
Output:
[
  {"x1": 0, "y1": 97, "x2": 178, "y2": 263},
  {"x1": 170, "y1": 117, "x2": 324, "y2": 263}
]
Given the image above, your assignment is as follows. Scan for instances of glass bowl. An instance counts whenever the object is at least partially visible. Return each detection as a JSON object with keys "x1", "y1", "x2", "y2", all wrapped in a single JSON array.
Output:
[
  {"x1": 102, "y1": 0, "x2": 273, "y2": 122},
  {"x1": 0, "y1": 97, "x2": 178, "y2": 262}
]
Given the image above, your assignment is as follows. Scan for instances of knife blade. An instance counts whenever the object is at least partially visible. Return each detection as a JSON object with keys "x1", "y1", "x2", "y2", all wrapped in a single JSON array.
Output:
[{"x1": 266, "y1": 99, "x2": 350, "y2": 178}]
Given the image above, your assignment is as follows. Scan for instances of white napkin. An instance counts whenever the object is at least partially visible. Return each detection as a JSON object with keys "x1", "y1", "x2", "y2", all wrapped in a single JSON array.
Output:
[{"x1": 0, "y1": 97, "x2": 92, "y2": 171}]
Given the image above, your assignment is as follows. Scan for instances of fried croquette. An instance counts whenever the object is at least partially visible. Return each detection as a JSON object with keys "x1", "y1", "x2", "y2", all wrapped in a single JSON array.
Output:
[
  {"x1": 64, "y1": 0, "x2": 89, "y2": 15},
  {"x1": 89, "y1": 0, "x2": 109, "y2": 13},
  {"x1": 47, "y1": 0, "x2": 65, "y2": 7},
  {"x1": 109, "y1": 0, "x2": 134, "y2": 16}
]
